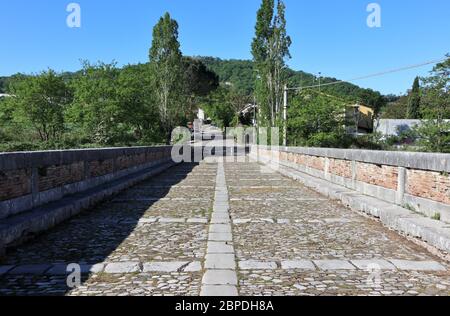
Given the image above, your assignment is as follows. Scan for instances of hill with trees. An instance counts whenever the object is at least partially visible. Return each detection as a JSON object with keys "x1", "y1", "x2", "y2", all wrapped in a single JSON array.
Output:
[{"x1": 196, "y1": 56, "x2": 386, "y2": 114}]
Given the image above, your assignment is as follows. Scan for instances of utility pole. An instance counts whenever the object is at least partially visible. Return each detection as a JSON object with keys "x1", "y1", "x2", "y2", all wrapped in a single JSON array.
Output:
[{"x1": 283, "y1": 84, "x2": 288, "y2": 147}]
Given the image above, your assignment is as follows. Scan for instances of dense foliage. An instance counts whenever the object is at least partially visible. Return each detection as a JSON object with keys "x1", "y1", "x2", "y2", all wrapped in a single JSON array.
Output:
[
  {"x1": 379, "y1": 56, "x2": 450, "y2": 153},
  {"x1": 0, "y1": 12, "x2": 219, "y2": 152},
  {"x1": 287, "y1": 91, "x2": 348, "y2": 148}
]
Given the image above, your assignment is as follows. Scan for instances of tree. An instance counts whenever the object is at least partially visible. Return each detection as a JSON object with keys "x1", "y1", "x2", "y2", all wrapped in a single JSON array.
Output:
[
  {"x1": 287, "y1": 91, "x2": 348, "y2": 148},
  {"x1": 67, "y1": 62, "x2": 121, "y2": 145},
  {"x1": 116, "y1": 63, "x2": 165, "y2": 144},
  {"x1": 7, "y1": 70, "x2": 71, "y2": 142},
  {"x1": 380, "y1": 95, "x2": 408, "y2": 119},
  {"x1": 149, "y1": 12, "x2": 186, "y2": 142},
  {"x1": 252, "y1": 0, "x2": 291, "y2": 127},
  {"x1": 200, "y1": 87, "x2": 236, "y2": 128},
  {"x1": 414, "y1": 55, "x2": 450, "y2": 153},
  {"x1": 182, "y1": 57, "x2": 219, "y2": 121},
  {"x1": 407, "y1": 77, "x2": 421, "y2": 119},
  {"x1": 420, "y1": 56, "x2": 450, "y2": 120},
  {"x1": 414, "y1": 120, "x2": 450, "y2": 153}
]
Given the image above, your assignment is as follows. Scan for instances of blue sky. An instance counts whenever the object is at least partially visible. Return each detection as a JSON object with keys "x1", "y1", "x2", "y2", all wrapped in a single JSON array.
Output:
[{"x1": 0, "y1": 0, "x2": 448, "y2": 95}]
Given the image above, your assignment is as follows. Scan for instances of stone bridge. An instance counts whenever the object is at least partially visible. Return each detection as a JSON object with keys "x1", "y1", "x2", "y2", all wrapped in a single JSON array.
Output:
[{"x1": 0, "y1": 140, "x2": 449, "y2": 296}]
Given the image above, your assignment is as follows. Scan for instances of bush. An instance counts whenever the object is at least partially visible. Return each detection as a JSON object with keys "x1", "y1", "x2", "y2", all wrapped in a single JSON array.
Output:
[{"x1": 0, "y1": 142, "x2": 42, "y2": 152}]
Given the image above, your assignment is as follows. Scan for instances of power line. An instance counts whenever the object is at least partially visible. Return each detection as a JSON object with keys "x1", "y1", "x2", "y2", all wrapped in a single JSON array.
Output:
[{"x1": 287, "y1": 57, "x2": 448, "y2": 91}]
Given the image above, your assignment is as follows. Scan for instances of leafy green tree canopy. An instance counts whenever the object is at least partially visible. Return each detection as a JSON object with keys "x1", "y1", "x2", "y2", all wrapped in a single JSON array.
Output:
[{"x1": 7, "y1": 70, "x2": 71, "y2": 142}]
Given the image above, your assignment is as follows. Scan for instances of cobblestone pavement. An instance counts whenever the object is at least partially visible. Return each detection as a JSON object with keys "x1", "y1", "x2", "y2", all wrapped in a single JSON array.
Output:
[
  {"x1": 226, "y1": 161, "x2": 450, "y2": 296},
  {"x1": 0, "y1": 163, "x2": 216, "y2": 296},
  {"x1": 1, "y1": 159, "x2": 450, "y2": 296}
]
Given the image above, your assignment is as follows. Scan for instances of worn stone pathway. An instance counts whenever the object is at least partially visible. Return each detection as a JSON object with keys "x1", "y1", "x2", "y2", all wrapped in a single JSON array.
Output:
[{"x1": 0, "y1": 159, "x2": 449, "y2": 296}]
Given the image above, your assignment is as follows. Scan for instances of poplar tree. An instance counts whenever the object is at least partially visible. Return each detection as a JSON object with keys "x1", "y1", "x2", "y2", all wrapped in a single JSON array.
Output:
[
  {"x1": 149, "y1": 12, "x2": 185, "y2": 142},
  {"x1": 251, "y1": 0, "x2": 291, "y2": 127}
]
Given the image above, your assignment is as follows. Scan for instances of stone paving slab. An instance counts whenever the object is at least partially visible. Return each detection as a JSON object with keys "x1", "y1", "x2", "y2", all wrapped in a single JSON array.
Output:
[
  {"x1": 200, "y1": 285, "x2": 239, "y2": 296},
  {"x1": 143, "y1": 262, "x2": 189, "y2": 273},
  {"x1": 239, "y1": 261, "x2": 278, "y2": 270},
  {"x1": 202, "y1": 270, "x2": 238, "y2": 286},
  {"x1": 209, "y1": 224, "x2": 232, "y2": 233},
  {"x1": 208, "y1": 232, "x2": 233, "y2": 242},
  {"x1": 207, "y1": 242, "x2": 234, "y2": 254},
  {"x1": 187, "y1": 218, "x2": 209, "y2": 224},
  {"x1": 184, "y1": 262, "x2": 203, "y2": 272},
  {"x1": 158, "y1": 218, "x2": 186, "y2": 223},
  {"x1": 104, "y1": 262, "x2": 141, "y2": 274},
  {"x1": 313, "y1": 260, "x2": 356, "y2": 271},
  {"x1": 350, "y1": 260, "x2": 397, "y2": 271},
  {"x1": 389, "y1": 260, "x2": 447, "y2": 271},
  {"x1": 281, "y1": 260, "x2": 316, "y2": 270},
  {"x1": 205, "y1": 254, "x2": 236, "y2": 270}
]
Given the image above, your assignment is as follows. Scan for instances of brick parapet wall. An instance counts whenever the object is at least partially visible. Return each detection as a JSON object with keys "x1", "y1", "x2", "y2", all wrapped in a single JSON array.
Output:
[
  {"x1": 252, "y1": 146, "x2": 450, "y2": 223},
  {"x1": 0, "y1": 146, "x2": 173, "y2": 219}
]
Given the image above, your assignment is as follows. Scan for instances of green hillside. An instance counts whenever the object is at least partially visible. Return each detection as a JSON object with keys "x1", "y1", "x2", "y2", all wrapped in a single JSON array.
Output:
[
  {"x1": 1, "y1": 56, "x2": 386, "y2": 112},
  {"x1": 196, "y1": 56, "x2": 386, "y2": 113}
]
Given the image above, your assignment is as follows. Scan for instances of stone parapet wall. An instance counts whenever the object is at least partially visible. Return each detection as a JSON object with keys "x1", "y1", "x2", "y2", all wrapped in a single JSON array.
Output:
[
  {"x1": 251, "y1": 146, "x2": 450, "y2": 223},
  {"x1": 0, "y1": 147, "x2": 173, "y2": 219}
]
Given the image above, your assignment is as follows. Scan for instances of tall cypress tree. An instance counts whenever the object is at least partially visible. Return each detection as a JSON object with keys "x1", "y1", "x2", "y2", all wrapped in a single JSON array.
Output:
[
  {"x1": 407, "y1": 77, "x2": 421, "y2": 119},
  {"x1": 149, "y1": 12, "x2": 184, "y2": 142}
]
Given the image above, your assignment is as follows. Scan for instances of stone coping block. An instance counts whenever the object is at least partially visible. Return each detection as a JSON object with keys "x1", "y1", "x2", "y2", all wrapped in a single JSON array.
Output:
[
  {"x1": 0, "y1": 146, "x2": 174, "y2": 171},
  {"x1": 254, "y1": 145, "x2": 450, "y2": 172}
]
